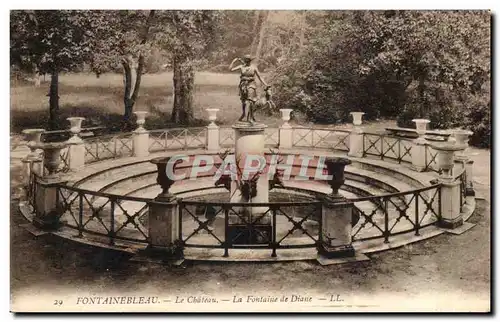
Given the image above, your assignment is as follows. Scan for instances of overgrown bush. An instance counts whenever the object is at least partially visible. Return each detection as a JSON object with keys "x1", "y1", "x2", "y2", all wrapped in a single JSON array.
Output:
[{"x1": 271, "y1": 11, "x2": 490, "y2": 147}]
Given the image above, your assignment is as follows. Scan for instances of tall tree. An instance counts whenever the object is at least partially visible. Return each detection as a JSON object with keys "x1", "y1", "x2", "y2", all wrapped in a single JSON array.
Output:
[
  {"x1": 155, "y1": 10, "x2": 222, "y2": 124},
  {"x1": 10, "y1": 10, "x2": 96, "y2": 130},
  {"x1": 353, "y1": 10, "x2": 490, "y2": 119},
  {"x1": 89, "y1": 10, "x2": 157, "y2": 130}
]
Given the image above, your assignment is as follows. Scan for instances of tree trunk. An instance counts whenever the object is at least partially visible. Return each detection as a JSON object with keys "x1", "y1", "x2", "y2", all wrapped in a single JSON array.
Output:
[
  {"x1": 48, "y1": 71, "x2": 59, "y2": 131},
  {"x1": 249, "y1": 11, "x2": 261, "y2": 53},
  {"x1": 121, "y1": 55, "x2": 145, "y2": 131},
  {"x1": 171, "y1": 55, "x2": 194, "y2": 124},
  {"x1": 254, "y1": 11, "x2": 269, "y2": 63}
]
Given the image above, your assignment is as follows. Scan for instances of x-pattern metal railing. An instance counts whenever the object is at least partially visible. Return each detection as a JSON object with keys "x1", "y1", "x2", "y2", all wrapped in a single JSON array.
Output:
[
  {"x1": 219, "y1": 127, "x2": 235, "y2": 147},
  {"x1": 363, "y1": 133, "x2": 412, "y2": 164},
  {"x1": 274, "y1": 206, "x2": 319, "y2": 245},
  {"x1": 292, "y1": 128, "x2": 350, "y2": 151},
  {"x1": 28, "y1": 174, "x2": 445, "y2": 256},
  {"x1": 148, "y1": 128, "x2": 206, "y2": 152},
  {"x1": 55, "y1": 184, "x2": 150, "y2": 245},
  {"x1": 350, "y1": 184, "x2": 441, "y2": 242},
  {"x1": 181, "y1": 204, "x2": 225, "y2": 245},
  {"x1": 178, "y1": 201, "x2": 321, "y2": 258},
  {"x1": 425, "y1": 144, "x2": 440, "y2": 173},
  {"x1": 264, "y1": 128, "x2": 279, "y2": 147},
  {"x1": 84, "y1": 133, "x2": 134, "y2": 163}
]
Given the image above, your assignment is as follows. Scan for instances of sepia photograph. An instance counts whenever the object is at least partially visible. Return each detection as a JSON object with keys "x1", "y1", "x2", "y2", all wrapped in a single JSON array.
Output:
[{"x1": 9, "y1": 7, "x2": 491, "y2": 313}]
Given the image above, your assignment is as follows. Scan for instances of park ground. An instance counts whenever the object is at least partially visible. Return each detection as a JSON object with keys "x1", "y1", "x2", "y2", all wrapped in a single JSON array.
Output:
[{"x1": 9, "y1": 72, "x2": 491, "y2": 312}]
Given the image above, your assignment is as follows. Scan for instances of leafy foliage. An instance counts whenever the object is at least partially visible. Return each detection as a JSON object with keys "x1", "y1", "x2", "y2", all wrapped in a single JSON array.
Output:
[
  {"x1": 10, "y1": 10, "x2": 97, "y2": 74},
  {"x1": 153, "y1": 10, "x2": 223, "y2": 124},
  {"x1": 272, "y1": 10, "x2": 491, "y2": 147}
]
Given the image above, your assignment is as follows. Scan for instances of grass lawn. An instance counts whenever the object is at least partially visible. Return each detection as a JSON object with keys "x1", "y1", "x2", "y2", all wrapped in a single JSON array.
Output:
[{"x1": 10, "y1": 71, "x2": 283, "y2": 132}]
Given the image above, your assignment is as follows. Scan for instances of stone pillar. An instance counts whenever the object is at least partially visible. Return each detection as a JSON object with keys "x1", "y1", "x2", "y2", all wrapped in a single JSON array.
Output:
[
  {"x1": 147, "y1": 156, "x2": 183, "y2": 259},
  {"x1": 148, "y1": 195, "x2": 181, "y2": 256},
  {"x1": 411, "y1": 119, "x2": 430, "y2": 172},
  {"x1": 133, "y1": 111, "x2": 149, "y2": 158},
  {"x1": 231, "y1": 122, "x2": 269, "y2": 225},
  {"x1": 318, "y1": 157, "x2": 355, "y2": 258},
  {"x1": 278, "y1": 109, "x2": 293, "y2": 149},
  {"x1": 206, "y1": 108, "x2": 220, "y2": 152},
  {"x1": 32, "y1": 142, "x2": 68, "y2": 230},
  {"x1": 432, "y1": 143, "x2": 466, "y2": 229},
  {"x1": 66, "y1": 117, "x2": 86, "y2": 171},
  {"x1": 21, "y1": 155, "x2": 43, "y2": 188},
  {"x1": 438, "y1": 180, "x2": 463, "y2": 229},
  {"x1": 33, "y1": 177, "x2": 67, "y2": 230},
  {"x1": 465, "y1": 159, "x2": 475, "y2": 197},
  {"x1": 348, "y1": 112, "x2": 364, "y2": 158},
  {"x1": 319, "y1": 199, "x2": 355, "y2": 258},
  {"x1": 452, "y1": 129, "x2": 475, "y2": 197}
]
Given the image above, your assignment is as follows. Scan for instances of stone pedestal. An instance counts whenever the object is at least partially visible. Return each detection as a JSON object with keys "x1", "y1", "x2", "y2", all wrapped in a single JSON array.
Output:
[
  {"x1": 318, "y1": 196, "x2": 355, "y2": 258},
  {"x1": 278, "y1": 109, "x2": 293, "y2": 149},
  {"x1": 438, "y1": 180, "x2": 463, "y2": 229},
  {"x1": 348, "y1": 127, "x2": 364, "y2": 158},
  {"x1": 206, "y1": 124, "x2": 220, "y2": 151},
  {"x1": 21, "y1": 156, "x2": 43, "y2": 187},
  {"x1": 278, "y1": 124, "x2": 293, "y2": 149},
  {"x1": 465, "y1": 159, "x2": 475, "y2": 196},
  {"x1": 133, "y1": 129, "x2": 150, "y2": 158},
  {"x1": 67, "y1": 136, "x2": 85, "y2": 170},
  {"x1": 206, "y1": 108, "x2": 220, "y2": 152},
  {"x1": 230, "y1": 122, "x2": 270, "y2": 227},
  {"x1": 33, "y1": 177, "x2": 67, "y2": 230},
  {"x1": 411, "y1": 140, "x2": 427, "y2": 172},
  {"x1": 147, "y1": 194, "x2": 182, "y2": 258}
]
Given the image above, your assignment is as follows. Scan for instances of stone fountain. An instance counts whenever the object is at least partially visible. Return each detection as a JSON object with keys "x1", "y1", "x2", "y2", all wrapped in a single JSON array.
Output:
[{"x1": 227, "y1": 120, "x2": 272, "y2": 244}]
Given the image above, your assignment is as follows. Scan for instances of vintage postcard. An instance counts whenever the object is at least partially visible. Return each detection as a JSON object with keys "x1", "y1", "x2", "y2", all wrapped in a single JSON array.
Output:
[{"x1": 9, "y1": 9, "x2": 491, "y2": 313}]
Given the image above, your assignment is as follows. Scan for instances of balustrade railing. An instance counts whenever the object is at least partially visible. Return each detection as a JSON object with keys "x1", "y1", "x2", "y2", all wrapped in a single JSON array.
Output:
[
  {"x1": 178, "y1": 200, "x2": 322, "y2": 257},
  {"x1": 264, "y1": 127, "x2": 280, "y2": 147},
  {"x1": 84, "y1": 133, "x2": 134, "y2": 163},
  {"x1": 425, "y1": 144, "x2": 440, "y2": 172},
  {"x1": 27, "y1": 168, "x2": 446, "y2": 254},
  {"x1": 148, "y1": 128, "x2": 206, "y2": 152},
  {"x1": 219, "y1": 127, "x2": 235, "y2": 148},
  {"x1": 362, "y1": 132, "x2": 413, "y2": 164},
  {"x1": 292, "y1": 127, "x2": 350, "y2": 151},
  {"x1": 56, "y1": 184, "x2": 151, "y2": 244},
  {"x1": 348, "y1": 184, "x2": 441, "y2": 242}
]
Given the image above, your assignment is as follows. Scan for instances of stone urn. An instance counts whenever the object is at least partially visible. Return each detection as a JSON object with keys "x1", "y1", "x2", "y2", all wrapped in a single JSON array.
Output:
[
  {"x1": 206, "y1": 109, "x2": 219, "y2": 127},
  {"x1": 350, "y1": 112, "x2": 365, "y2": 126},
  {"x1": 412, "y1": 119, "x2": 430, "y2": 139},
  {"x1": 134, "y1": 111, "x2": 148, "y2": 131},
  {"x1": 150, "y1": 157, "x2": 183, "y2": 200},
  {"x1": 280, "y1": 109, "x2": 293, "y2": 127},
  {"x1": 22, "y1": 128, "x2": 45, "y2": 159},
  {"x1": 452, "y1": 129, "x2": 473, "y2": 147},
  {"x1": 67, "y1": 117, "x2": 85, "y2": 142},
  {"x1": 324, "y1": 157, "x2": 352, "y2": 199},
  {"x1": 430, "y1": 143, "x2": 466, "y2": 179},
  {"x1": 33, "y1": 142, "x2": 68, "y2": 178}
]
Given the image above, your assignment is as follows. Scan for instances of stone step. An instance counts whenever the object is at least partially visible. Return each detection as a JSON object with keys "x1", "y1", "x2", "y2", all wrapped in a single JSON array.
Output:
[{"x1": 75, "y1": 162, "x2": 156, "y2": 191}]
